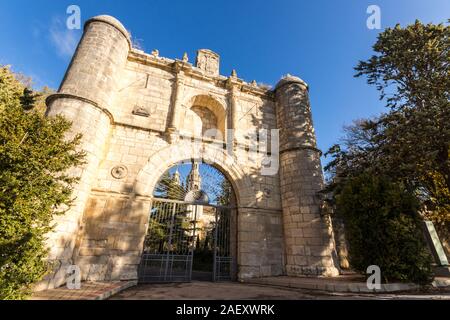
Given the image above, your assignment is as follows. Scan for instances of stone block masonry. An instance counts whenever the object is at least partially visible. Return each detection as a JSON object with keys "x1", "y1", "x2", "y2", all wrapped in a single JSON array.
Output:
[
  {"x1": 38, "y1": 14, "x2": 339, "y2": 290},
  {"x1": 276, "y1": 76, "x2": 339, "y2": 277}
]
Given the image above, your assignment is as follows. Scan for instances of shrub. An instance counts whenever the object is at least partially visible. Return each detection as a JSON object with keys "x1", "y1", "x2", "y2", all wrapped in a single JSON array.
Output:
[
  {"x1": 0, "y1": 66, "x2": 84, "y2": 299},
  {"x1": 335, "y1": 173, "x2": 433, "y2": 284}
]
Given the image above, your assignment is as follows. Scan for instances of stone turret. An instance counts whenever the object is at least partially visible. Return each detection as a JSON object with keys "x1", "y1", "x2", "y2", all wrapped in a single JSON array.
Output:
[
  {"x1": 275, "y1": 75, "x2": 339, "y2": 277},
  {"x1": 187, "y1": 161, "x2": 202, "y2": 191},
  {"x1": 173, "y1": 169, "x2": 181, "y2": 185},
  {"x1": 42, "y1": 15, "x2": 131, "y2": 289}
]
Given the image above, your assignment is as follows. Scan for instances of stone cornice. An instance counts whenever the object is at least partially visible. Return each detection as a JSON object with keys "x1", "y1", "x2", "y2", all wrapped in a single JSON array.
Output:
[
  {"x1": 45, "y1": 93, "x2": 115, "y2": 124},
  {"x1": 128, "y1": 49, "x2": 274, "y2": 100},
  {"x1": 279, "y1": 145, "x2": 323, "y2": 156}
]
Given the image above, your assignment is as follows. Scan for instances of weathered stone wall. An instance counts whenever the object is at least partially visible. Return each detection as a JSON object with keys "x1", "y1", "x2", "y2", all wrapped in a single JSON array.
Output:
[
  {"x1": 183, "y1": 105, "x2": 218, "y2": 136},
  {"x1": 75, "y1": 191, "x2": 150, "y2": 281},
  {"x1": 238, "y1": 208, "x2": 284, "y2": 278},
  {"x1": 40, "y1": 14, "x2": 338, "y2": 289},
  {"x1": 38, "y1": 15, "x2": 130, "y2": 290},
  {"x1": 275, "y1": 77, "x2": 339, "y2": 276}
]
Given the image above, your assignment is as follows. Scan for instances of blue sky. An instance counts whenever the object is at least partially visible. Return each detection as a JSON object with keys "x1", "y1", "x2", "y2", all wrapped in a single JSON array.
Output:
[{"x1": 0, "y1": 0, "x2": 449, "y2": 165}]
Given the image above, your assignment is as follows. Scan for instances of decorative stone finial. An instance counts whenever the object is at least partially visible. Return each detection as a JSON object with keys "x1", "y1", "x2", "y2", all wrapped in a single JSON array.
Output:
[
  {"x1": 151, "y1": 49, "x2": 159, "y2": 57},
  {"x1": 251, "y1": 80, "x2": 257, "y2": 86},
  {"x1": 231, "y1": 69, "x2": 237, "y2": 78},
  {"x1": 275, "y1": 74, "x2": 308, "y2": 90},
  {"x1": 182, "y1": 52, "x2": 188, "y2": 62}
]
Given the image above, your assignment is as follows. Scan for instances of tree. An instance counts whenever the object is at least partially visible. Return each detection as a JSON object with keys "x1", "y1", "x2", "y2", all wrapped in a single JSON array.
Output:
[
  {"x1": 34, "y1": 86, "x2": 55, "y2": 114},
  {"x1": 154, "y1": 172, "x2": 187, "y2": 200},
  {"x1": 0, "y1": 66, "x2": 84, "y2": 299},
  {"x1": 353, "y1": 21, "x2": 450, "y2": 224},
  {"x1": 324, "y1": 21, "x2": 450, "y2": 281},
  {"x1": 326, "y1": 21, "x2": 449, "y2": 225},
  {"x1": 336, "y1": 174, "x2": 433, "y2": 284},
  {"x1": 216, "y1": 179, "x2": 232, "y2": 206}
]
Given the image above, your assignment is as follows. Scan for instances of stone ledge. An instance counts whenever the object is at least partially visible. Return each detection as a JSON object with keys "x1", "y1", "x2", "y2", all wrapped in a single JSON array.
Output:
[
  {"x1": 242, "y1": 276, "x2": 439, "y2": 293},
  {"x1": 432, "y1": 277, "x2": 450, "y2": 288},
  {"x1": 30, "y1": 280, "x2": 137, "y2": 300}
]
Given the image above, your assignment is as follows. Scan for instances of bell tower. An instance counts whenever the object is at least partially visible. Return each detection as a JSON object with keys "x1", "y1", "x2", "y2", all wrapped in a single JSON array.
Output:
[{"x1": 186, "y1": 161, "x2": 202, "y2": 191}]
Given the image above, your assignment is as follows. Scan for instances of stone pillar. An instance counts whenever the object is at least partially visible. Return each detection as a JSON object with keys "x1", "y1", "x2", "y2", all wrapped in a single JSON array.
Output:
[
  {"x1": 226, "y1": 77, "x2": 239, "y2": 150},
  {"x1": 40, "y1": 15, "x2": 130, "y2": 289},
  {"x1": 167, "y1": 61, "x2": 185, "y2": 142},
  {"x1": 275, "y1": 75, "x2": 339, "y2": 277}
]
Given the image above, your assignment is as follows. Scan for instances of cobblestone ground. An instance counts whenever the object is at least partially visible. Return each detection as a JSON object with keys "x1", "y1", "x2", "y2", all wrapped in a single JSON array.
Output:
[{"x1": 109, "y1": 281, "x2": 450, "y2": 300}]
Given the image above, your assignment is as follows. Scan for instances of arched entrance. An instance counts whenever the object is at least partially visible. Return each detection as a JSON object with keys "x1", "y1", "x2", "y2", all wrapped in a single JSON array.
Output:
[{"x1": 138, "y1": 161, "x2": 238, "y2": 283}]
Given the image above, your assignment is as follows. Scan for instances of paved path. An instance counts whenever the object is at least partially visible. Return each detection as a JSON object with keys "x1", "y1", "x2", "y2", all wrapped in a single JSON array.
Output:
[
  {"x1": 110, "y1": 281, "x2": 450, "y2": 300},
  {"x1": 31, "y1": 281, "x2": 136, "y2": 300}
]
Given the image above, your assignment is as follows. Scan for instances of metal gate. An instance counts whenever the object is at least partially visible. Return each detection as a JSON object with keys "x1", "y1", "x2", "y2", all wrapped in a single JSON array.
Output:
[{"x1": 138, "y1": 198, "x2": 234, "y2": 283}]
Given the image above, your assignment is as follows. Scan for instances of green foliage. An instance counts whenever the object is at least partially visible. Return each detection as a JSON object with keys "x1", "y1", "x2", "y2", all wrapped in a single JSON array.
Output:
[
  {"x1": 216, "y1": 179, "x2": 232, "y2": 206},
  {"x1": 352, "y1": 21, "x2": 450, "y2": 225},
  {"x1": 192, "y1": 248, "x2": 214, "y2": 272},
  {"x1": 325, "y1": 21, "x2": 449, "y2": 282},
  {"x1": 155, "y1": 172, "x2": 187, "y2": 200},
  {"x1": 326, "y1": 20, "x2": 449, "y2": 225},
  {"x1": 144, "y1": 201, "x2": 192, "y2": 254},
  {"x1": 0, "y1": 66, "x2": 23, "y2": 113},
  {"x1": 0, "y1": 65, "x2": 84, "y2": 299},
  {"x1": 336, "y1": 174, "x2": 433, "y2": 284}
]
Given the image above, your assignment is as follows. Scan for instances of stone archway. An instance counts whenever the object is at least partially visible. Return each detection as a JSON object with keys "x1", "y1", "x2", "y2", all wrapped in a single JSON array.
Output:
[
  {"x1": 178, "y1": 94, "x2": 228, "y2": 141},
  {"x1": 40, "y1": 14, "x2": 339, "y2": 291},
  {"x1": 134, "y1": 142, "x2": 255, "y2": 208},
  {"x1": 138, "y1": 160, "x2": 239, "y2": 282},
  {"x1": 132, "y1": 142, "x2": 256, "y2": 282}
]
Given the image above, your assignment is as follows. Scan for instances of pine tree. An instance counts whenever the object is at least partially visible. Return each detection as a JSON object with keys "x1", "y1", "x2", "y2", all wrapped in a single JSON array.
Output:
[{"x1": 0, "y1": 65, "x2": 85, "y2": 299}]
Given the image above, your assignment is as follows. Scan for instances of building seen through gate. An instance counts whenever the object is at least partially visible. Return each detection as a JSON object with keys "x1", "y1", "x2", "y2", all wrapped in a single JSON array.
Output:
[{"x1": 138, "y1": 162, "x2": 236, "y2": 282}]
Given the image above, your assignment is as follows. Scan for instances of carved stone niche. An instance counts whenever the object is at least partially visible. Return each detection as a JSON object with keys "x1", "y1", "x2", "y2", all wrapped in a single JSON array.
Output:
[
  {"x1": 195, "y1": 49, "x2": 220, "y2": 77},
  {"x1": 132, "y1": 105, "x2": 150, "y2": 117}
]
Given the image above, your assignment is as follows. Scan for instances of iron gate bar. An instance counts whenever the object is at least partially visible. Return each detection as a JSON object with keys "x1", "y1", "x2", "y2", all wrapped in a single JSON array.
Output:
[
  {"x1": 212, "y1": 206, "x2": 219, "y2": 281},
  {"x1": 163, "y1": 202, "x2": 177, "y2": 281},
  {"x1": 138, "y1": 197, "x2": 234, "y2": 283},
  {"x1": 138, "y1": 199, "x2": 198, "y2": 282}
]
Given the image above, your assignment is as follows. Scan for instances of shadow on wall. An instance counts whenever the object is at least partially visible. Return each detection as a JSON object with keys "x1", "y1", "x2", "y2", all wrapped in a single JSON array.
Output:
[
  {"x1": 69, "y1": 145, "x2": 287, "y2": 282},
  {"x1": 73, "y1": 183, "x2": 149, "y2": 282}
]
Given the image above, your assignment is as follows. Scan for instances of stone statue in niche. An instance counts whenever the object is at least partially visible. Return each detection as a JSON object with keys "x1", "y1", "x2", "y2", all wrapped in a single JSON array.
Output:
[
  {"x1": 132, "y1": 105, "x2": 150, "y2": 117},
  {"x1": 196, "y1": 49, "x2": 220, "y2": 77}
]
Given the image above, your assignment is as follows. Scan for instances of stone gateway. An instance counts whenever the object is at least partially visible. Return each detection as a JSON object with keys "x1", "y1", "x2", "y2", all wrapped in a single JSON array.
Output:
[{"x1": 39, "y1": 15, "x2": 340, "y2": 290}]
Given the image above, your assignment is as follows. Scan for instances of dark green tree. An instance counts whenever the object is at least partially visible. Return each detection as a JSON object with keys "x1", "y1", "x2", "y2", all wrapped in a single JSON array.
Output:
[
  {"x1": 154, "y1": 172, "x2": 186, "y2": 200},
  {"x1": 216, "y1": 179, "x2": 232, "y2": 206},
  {"x1": 324, "y1": 21, "x2": 449, "y2": 282},
  {"x1": 0, "y1": 65, "x2": 85, "y2": 299},
  {"x1": 353, "y1": 21, "x2": 449, "y2": 224},
  {"x1": 326, "y1": 20, "x2": 449, "y2": 225},
  {"x1": 335, "y1": 174, "x2": 433, "y2": 284}
]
